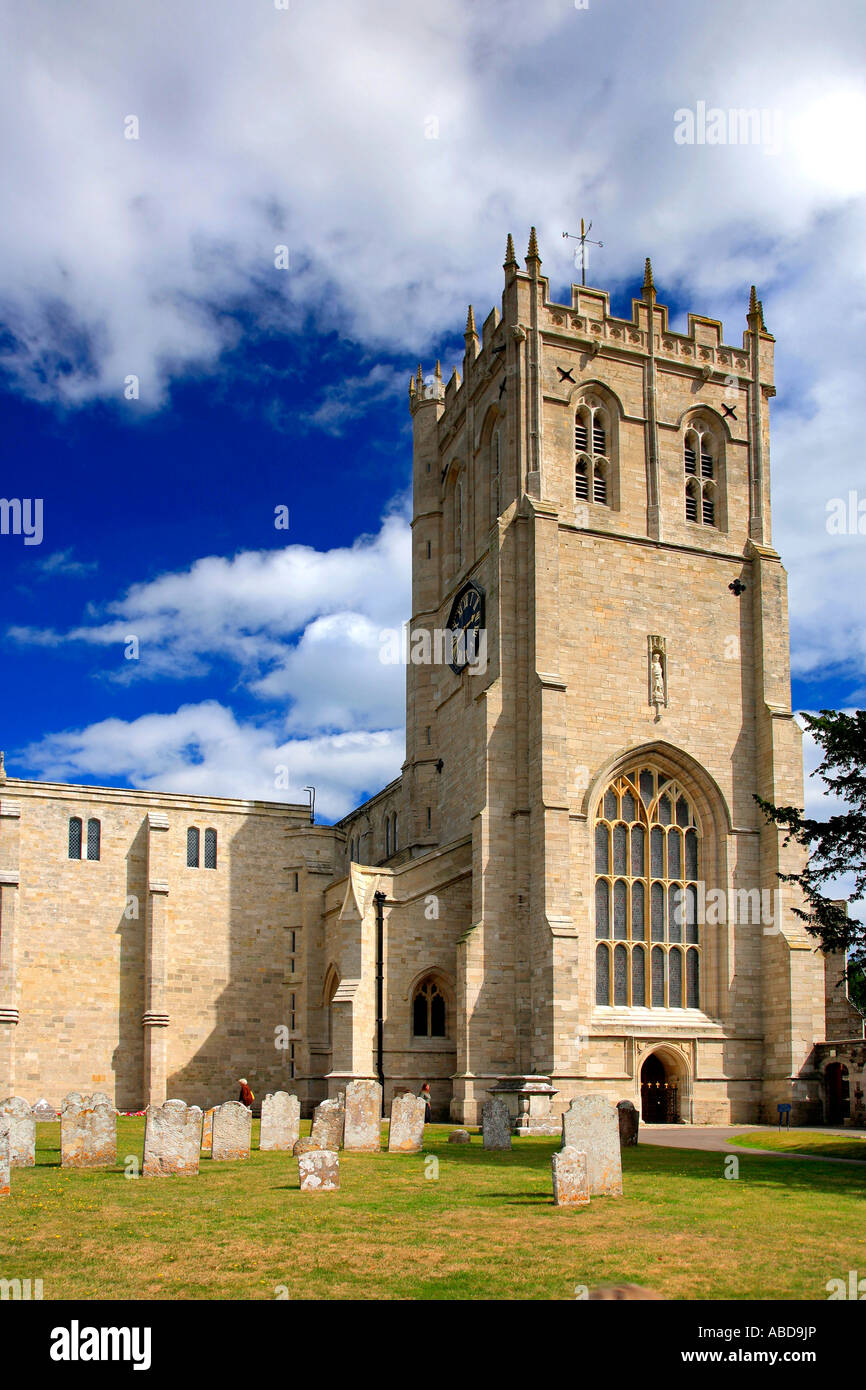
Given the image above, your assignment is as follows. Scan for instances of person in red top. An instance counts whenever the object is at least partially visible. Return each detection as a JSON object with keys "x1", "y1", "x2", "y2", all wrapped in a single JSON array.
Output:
[{"x1": 238, "y1": 1078, "x2": 254, "y2": 1108}]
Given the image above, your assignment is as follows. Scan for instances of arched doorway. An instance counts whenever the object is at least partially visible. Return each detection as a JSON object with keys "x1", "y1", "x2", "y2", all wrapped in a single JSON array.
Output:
[
  {"x1": 825, "y1": 1063, "x2": 850, "y2": 1125},
  {"x1": 640, "y1": 1052, "x2": 681, "y2": 1123}
]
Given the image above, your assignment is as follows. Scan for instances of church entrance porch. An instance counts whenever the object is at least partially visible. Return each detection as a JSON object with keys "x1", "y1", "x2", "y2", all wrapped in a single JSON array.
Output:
[{"x1": 640, "y1": 1051, "x2": 681, "y2": 1123}]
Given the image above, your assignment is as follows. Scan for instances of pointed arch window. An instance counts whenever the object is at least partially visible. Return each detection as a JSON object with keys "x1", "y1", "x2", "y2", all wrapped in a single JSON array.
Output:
[
  {"x1": 684, "y1": 422, "x2": 720, "y2": 529},
  {"x1": 412, "y1": 976, "x2": 446, "y2": 1037},
  {"x1": 86, "y1": 818, "x2": 101, "y2": 862},
  {"x1": 575, "y1": 395, "x2": 613, "y2": 509},
  {"x1": 68, "y1": 817, "x2": 82, "y2": 860},
  {"x1": 595, "y1": 767, "x2": 702, "y2": 1010},
  {"x1": 455, "y1": 478, "x2": 463, "y2": 567},
  {"x1": 187, "y1": 827, "x2": 200, "y2": 868},
  {"x1": 203, "y1": 828, "x2": 217, "y2": 869}
]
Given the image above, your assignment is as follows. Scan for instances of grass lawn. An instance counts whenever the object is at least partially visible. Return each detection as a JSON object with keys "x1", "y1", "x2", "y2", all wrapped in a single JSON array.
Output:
[
  {"x1": 729, "y1": 1130, "x2": 866, "y2": 1162},
  {"x1": 2, "y1": 1120, "x2": 863, "y2": 1300}
]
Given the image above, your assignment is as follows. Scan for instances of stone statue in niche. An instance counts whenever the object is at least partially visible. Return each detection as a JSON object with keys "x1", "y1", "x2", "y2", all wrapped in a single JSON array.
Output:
[
  {"x1": 648, "y1": 636, "x2": 667, "y2": 719},
  {"x1": 651, "y1": 651, "x2": 665, "y2": 705}
]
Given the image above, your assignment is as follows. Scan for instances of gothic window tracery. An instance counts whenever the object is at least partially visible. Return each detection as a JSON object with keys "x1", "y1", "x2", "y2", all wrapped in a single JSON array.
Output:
[
  {"x1": 684, "y1": 420, "x2": 719, "y2": 528},
  {"x1": 595, "y1": 767, "x2": 701, "y2": 1010},
  {"x1": 575, "y1": 396, "x2": 612, "y2": 508},
  {"x1": 412, "y1": 976, "x2": 447, "y2": 1037}
]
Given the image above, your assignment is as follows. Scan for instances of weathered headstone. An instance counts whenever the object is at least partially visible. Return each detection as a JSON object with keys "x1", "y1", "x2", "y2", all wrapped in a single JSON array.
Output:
[
  {"x1": 293, "y1": 1135, "x2": 319, "y2": 1156},
  {"x1": 142, "y1": 1099, "x2": 203, "y2": 1177},
  {"x1": 298, "y1": 1148, "x2": 340, "y2": 1192},
  {"x1": 310, "y1": 1094, "x2": 344, "y2": 1150},
  {"x1": 260, "y1": 1091, "x2": 301, "y2": 1152},
  {"x1": 0, "y1": 1118, "x2": 10, "y2": 1196},
  {"x1": 60, "y1": 1093, "x2": 117, "y2": 1168},
  {"x1": 482, "y1": 1098, "x2": 512, "y2": 1150},
  {"x1": 561, "y1": 1097, "x2": 623, "y2": 1196},
  {"x1": 0, "y1": 1097, "x2": 35, "y2": 1168},
  {"x1": 211, "y1": 1100, "x2": 252, "y2": 1161},
  {"x1": 552, "y1": 1146, "x2": 590, "y2": 1207},
  {"x1": 448, "y1": 1129, "x2": 471, "y2": 1144},
  {"x1": 387, "y1": 1093, "x2": 426, "y2": 1153},
  {"x1": 617, "y1": 1099, "x2": 639, "y2": 1147},
  {"x1": 201, "y1": 1107, "x2": 216, "y2": 1151},
  {"x1": 343, "y1": 1080, "x2": 382, "y2": 1152},
  {"x1": 31, "y1": 1098, "x2": 59, "y2": 1122}
]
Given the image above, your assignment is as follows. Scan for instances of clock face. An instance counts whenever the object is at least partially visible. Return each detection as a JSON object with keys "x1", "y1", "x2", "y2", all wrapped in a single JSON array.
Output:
[{"x1": 446, "y1": 581, "x2": 485, "y2": 673}]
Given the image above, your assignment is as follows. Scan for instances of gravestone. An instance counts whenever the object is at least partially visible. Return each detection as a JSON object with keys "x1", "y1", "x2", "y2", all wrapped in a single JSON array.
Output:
[
  {"x1": 0, "y1": 1118, "x2": 10, "y2": 1196},
  {"x1": 310, "y1": 1094, "x2": 344, "y2": 1150},
  {"x1": 448, "y1": 1129, "x2": 471, "y2": 1144},
  {"x1": 0, "y1": 1097, "x2": 35, "y2": 1168},
  {"x1": 343, "y1": 1080, "x2": 382, "y2": 1152},
  {"x1": 60, "y1": 1093, "x2": 117, "y2": 1168},
  {"x1": 387, "y1": 1093, "x2": 426, "y2": 1153},
  {"x1": 552, "y1": 1146, "x2": 590, "y2": 1207},
  {"x1": 293, "y1": 1136, "x2": 319, "y2": 1156},
  {"x1": 142, "y1": 1099, "x2": 203, "y2": 1177},
  {"x1": 201, "y1": 1107, "x2": 216, "y2": 1151},
  {"x1": 31, "y1": 1099, "x2": 59, "y2": 1122},
  {"x1": 617, "y1": 1100, "x2": 639, "y2": 1147},
  {"x1": 298, "y1": 1148, "x2": 340, "y2": 1192},
  {"x1": 260, "y1": 1091, "x2": 301, "y2": 1152},
  {"x1": 561, "y1": 1097, "x2": 623, "y2": 1196},
  {"x1": 211, "y1": 1100, "x2": 252, "y2": 1161},
  {"x1": 482, "y1": 1099, "x2": 512, "y2": 1150}
]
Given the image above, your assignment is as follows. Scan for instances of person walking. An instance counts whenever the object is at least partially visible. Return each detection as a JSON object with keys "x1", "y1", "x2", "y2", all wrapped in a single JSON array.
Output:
[{"x1": 238, "y1": 1077, "x2": 254, "y2": 1108}]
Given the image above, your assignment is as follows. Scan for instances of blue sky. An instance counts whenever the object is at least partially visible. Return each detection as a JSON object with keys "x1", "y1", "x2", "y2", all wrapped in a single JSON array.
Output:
[{"x1": 1, "y1": 0, "x2": 865, "y2": 829}]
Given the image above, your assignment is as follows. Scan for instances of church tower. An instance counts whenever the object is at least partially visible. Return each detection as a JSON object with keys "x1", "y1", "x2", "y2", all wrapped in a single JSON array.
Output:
[{"x1": 403, "y1": 231, "x2": 826, "y2": 1124}]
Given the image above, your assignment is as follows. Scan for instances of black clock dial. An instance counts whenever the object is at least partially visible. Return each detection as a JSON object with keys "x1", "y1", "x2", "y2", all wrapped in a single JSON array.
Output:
[{"x1": 446, "y1": 581, "x2": 486, "y2": 674}]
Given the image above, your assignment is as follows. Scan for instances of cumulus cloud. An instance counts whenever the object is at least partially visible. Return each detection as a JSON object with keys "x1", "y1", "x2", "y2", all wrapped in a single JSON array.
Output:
[
  {"x1": 9, "y1": 512, "x2": 411, "y2": 718},
  {"x1": 21, "y1": 700, "x2": 403, "y2": 823},
  {"x1": 4, "y1": 0, "x2": 866, "y2": 804}
]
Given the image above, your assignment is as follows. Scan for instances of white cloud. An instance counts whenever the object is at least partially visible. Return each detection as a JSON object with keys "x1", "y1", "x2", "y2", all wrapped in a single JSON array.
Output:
[
  {"x1": 21, "y1": 700, "x2": 403, "y2": 823},
  {"x1": 8, "y1": 512, "x2": 412, "y2": 718},
  {"x1": 5, "y1": 0, "x2": 866, "y2": 808},
  {"x1": 34, "y1": 549, "x2": 98, "y2": 579}
]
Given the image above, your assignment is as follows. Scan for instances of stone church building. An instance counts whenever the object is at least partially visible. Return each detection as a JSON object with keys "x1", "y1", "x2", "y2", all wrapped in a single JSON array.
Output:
[{"x1": 1, "y1": 233, "x2": 863, "y2": 1126}]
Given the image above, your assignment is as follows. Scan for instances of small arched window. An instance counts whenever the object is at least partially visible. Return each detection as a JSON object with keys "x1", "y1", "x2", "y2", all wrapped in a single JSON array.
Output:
[
  {"x1": 68, "y1": 817, "x2": 82, "y2": 860},
  {"x1": 575, "y1": 397, "x2": 612, "y2": 509},
  {"x1": 187, "y1": 827, "x2": 200, "y2": 868},
  {"x1": 86, "y1": 818, "x2": 100, "y2": 862},
  {"x1": 684, "y1": 422, "x2": 718, "y2": 528},
  {"x1": 455, "y1": 478, "x2": 463, "y2": 567},
  {"x1": 392, "y1": 812, "x2": 398, "y2": 853},
  {"x1": 385, "y1": 816, "x2": 391, "y2": 857},
  {"x1": 412, "y1": 976, "x2": 446, "y2": 1037},
  {"x1": 203, "y1": 828, "x2": 217, "y2": 870}
]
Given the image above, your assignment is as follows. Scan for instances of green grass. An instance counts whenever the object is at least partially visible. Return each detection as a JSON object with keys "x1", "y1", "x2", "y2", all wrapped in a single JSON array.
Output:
[
  {"x1": 1, "y1": 1120, "x2": 863, "y2": 1300},
  {"x1": 729, "y1": 1130, "x2": 866, "y2": 1161}
]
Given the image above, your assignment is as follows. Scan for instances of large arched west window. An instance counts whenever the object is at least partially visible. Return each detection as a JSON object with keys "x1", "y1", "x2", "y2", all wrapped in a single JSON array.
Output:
[
  {"x1": 595, "y1": 767, "x2": 702, "y2": 1010},
  {"x1": 412, "y1": 976, "x2": 446, "y2": 1037}
]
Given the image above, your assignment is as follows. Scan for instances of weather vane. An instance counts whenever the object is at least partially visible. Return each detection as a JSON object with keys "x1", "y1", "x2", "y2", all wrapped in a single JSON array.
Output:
[{"x1": 562, "y1": 219, "x2": 604, "y2": 287}]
